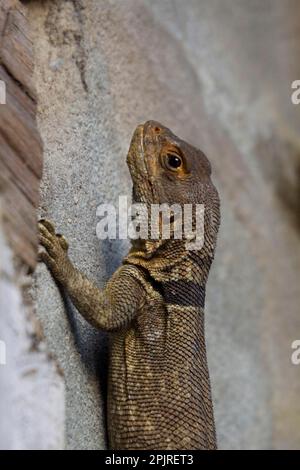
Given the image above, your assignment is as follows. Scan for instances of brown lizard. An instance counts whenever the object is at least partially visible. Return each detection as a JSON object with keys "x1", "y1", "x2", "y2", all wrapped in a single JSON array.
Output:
[{"x1": 38, "y1": 120, "x2": 220, "y2": 450}]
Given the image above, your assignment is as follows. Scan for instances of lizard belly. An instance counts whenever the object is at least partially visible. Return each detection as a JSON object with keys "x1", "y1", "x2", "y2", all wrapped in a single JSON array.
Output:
[{"x1": 107, "y1": 304, "x2": 216, "y2": 450}]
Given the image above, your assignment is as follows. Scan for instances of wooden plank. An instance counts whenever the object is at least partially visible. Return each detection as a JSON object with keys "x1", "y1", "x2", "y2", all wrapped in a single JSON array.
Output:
[
  {"x1": 0, "y1": 169, "x2": 37, "y2": 235},
  {"x1": 4, "y1": 221, "x2": 37, "y2": 270},
  {"x1": 0, "y1": 65, "x2": 36, "y2": 118},
  {"x1": 0, "y1": 1, "x2": 16, "y2": 39},
  {"x1": 0, "y1": 1, "x2": 36, "y2": 99},
  {"x1": 0, "y1": 140, "x2": 39, "y2": 207},
  {"x1": 0, "y1": 66, "x2": 43, "y2": 179},
  {"x1": 0, "y1": 170, "x2": 38, "y2": 270},
  {"x1": 0, "y1": 0, "x2": 42, "y2": 270}
]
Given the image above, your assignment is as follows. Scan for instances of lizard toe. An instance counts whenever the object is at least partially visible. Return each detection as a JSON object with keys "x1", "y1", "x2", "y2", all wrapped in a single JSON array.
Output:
[
  {"x1": 56, "y1": 234, "x2": 69, "y2": 252},
  {"x1": 39, "y1": 218, "x2": 56, "y2": 234},
  {"x1": 38, "y1": 222, "x2": 56, "y2": 242}
]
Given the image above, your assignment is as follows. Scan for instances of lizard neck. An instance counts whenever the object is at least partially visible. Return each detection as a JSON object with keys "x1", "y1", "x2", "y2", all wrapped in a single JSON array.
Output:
[{"x1": 124, "y1": 239, "x2": 214, "y2": 287}]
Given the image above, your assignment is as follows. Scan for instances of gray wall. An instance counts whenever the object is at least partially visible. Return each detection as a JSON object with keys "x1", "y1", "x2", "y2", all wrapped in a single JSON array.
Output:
[{"x1": 28, "y1": 0, "x2": 300, "y2": 449}]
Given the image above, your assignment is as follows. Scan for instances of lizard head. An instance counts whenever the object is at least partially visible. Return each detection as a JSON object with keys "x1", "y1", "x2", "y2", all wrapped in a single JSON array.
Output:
[
  {"x1": 126, "y1": 120, "x2": 220, "y2": 277},
  {"x1": 127, "y1": 120, "x2": 214, "y2": 205}
]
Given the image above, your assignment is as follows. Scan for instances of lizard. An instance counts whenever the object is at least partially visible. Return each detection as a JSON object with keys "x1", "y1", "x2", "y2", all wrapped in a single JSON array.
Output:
[{"x1": 38, "y1": 120, "x2": 220, "y2": 450}]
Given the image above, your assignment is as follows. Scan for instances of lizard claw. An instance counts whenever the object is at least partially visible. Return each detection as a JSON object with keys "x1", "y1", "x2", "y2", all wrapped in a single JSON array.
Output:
[
  {"x1": 38, "y1": 219, "x2": 71, "y2": 283},
  {"x1": 38, "y1": 219, "x2": 69, "y2": 252},
  {"x1": 56, "y1": 234, "x2": 69, "y2": 252},
  {"x1": 39, "y1": 218, "x2": 56, "y2": 234}
]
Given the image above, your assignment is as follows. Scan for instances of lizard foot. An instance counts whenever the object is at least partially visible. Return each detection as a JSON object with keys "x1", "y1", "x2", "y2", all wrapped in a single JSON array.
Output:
[{"x1": 38, "y1": 219, "x2": 72, "y2": 284}]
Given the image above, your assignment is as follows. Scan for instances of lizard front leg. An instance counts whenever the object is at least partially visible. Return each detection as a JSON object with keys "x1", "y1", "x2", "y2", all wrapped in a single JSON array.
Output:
[{"x1": 38, "y1": 219, "x2": 145, "y2": 332}]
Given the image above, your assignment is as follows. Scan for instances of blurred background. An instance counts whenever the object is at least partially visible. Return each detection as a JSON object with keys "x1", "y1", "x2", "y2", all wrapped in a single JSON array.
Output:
[{"x1": 1, "y1": 0, "x2": 300, "y2": 449}]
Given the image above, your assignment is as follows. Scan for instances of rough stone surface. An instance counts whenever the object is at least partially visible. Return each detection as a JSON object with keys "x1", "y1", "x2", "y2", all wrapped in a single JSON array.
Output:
[
  {"x1": 0, "y1": 215, "x2": 65, "y2": 450},
  {"x1": 28, "y1": 0, "x2": 300, "y2": 449}
]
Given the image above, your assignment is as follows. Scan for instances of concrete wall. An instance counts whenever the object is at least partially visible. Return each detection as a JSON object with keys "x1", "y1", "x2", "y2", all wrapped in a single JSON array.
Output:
[{"x1": 26, "y1": 0, "x2": 300, "y2": 449}]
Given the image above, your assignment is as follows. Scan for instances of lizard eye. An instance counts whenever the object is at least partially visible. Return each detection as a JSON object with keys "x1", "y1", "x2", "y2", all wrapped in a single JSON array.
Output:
[{"x1": 164, "y1": 153, "x2": 183, "y2": 171}]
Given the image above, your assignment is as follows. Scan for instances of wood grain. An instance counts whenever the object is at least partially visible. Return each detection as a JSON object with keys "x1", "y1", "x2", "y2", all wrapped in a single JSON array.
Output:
[
  {"x1": 1, "y1": 1, "x2": 36, "y2": 99},
  {"x1": 0, "y1": 0, "x2": 42, "y2": 271}
]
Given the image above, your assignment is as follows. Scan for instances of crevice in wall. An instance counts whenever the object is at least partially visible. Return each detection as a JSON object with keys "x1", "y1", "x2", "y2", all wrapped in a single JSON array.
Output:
[{"x1": 44, "y1": 0, "x2": 88, "y2": 92}]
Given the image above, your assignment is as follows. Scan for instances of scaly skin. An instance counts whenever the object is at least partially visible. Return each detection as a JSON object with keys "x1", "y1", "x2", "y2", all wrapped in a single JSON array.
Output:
[{"x1": 38, "y1": 121, "x2": 220, "y2": 450}]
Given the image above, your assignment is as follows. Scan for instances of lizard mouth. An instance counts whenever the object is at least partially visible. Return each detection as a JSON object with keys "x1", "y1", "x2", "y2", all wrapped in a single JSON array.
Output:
[
  {"x1": 126, "y1": 123, "x2": 153, "y2": 204},
  {"x1": 126, "y1": 124, "x2": 148, "y2": 179},
  {"x1": 126, "y1": 121, "x2": 165, "y2": 204}
]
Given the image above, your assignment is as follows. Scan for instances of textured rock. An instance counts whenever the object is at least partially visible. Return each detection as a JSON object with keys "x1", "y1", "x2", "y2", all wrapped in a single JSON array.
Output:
[{"x1": 28, "y1": 0, "x2": 300, "y2": 449}]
